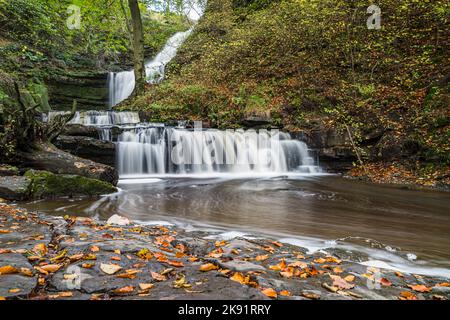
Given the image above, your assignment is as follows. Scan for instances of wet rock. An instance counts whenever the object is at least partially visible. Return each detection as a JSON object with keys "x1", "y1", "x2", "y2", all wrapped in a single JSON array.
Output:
[
  {"x1": 0, "y1": 165, "x2": 20, "y2": 177},
  {"x1": 0, "y1": 253, "x2": 38, "y2": 298},
  {"x1": 218, "y1": 260, "x2": 266, "y2": 273},
  {"x1": 25, "y1": 170, "x2": 117, "y2": 199},
  {"x1": 62, "y1": 124, "x2": 100, "y2": 138},
  {"x1": 0, "y1": 176, "x2": 31, "y2": 201},
  {"x1": 106, "y1": 214, "x2": 131, "y2": 226},
  {"x1": 55, "y1": 135, "x2": 116, "y2": 167}
]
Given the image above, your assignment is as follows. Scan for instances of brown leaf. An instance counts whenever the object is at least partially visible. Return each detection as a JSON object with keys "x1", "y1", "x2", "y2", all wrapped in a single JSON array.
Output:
[
  {"x1": 289, "y1": 261, "x2": 308, "y2": 268},
  {"x1": 302, "y1": 291, "x2": 321, "y2": 299},
  {"x1": 151, "y1": 271, "x2": 166, "y2": 282}
]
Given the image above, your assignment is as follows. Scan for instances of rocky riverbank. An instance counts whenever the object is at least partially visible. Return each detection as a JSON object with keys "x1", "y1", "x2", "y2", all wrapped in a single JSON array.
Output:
[{"x1": 1, "y1": 203, "x2": 449, "y2": 301}]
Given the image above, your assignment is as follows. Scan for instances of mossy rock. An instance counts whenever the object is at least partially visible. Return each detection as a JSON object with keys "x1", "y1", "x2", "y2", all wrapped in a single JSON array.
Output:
[{"x1": 25, "y1": 170, "x2": 117, "y2": 199}]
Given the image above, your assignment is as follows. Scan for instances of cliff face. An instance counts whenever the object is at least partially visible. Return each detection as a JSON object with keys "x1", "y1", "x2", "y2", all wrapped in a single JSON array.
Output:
[{"x1": 46, "y1": 71, "x2": 109, "y2": 111}]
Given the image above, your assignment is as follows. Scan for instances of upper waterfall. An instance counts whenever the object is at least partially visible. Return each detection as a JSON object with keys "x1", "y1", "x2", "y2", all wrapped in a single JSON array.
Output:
[{"x1": 108, "y1": 29, "x2": 193, "y2": 108}]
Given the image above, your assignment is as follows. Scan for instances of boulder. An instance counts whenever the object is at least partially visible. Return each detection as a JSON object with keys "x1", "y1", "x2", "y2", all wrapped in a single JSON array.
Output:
[
  {"x1": 55, "y1": 135, "x2": 116, "y2": 167},
  {"x1": 25, "y1": 170, "x2": 117, "y2": 199},
  {"x1": 0, "y1": 176, "x2": 31, "y2": 200}
]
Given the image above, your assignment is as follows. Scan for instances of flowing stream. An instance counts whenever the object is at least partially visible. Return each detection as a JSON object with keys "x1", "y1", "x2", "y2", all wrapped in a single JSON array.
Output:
[{"x1": 39, "y1": 27, "x2": 450, "y2": 279}]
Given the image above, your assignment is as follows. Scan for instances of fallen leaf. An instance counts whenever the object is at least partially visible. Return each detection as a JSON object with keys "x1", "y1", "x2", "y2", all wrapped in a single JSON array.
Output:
[
  {"x1": 0, "y1": 229, "x2": 11, "y2": 234},
  {"x1": 329, "y1": 275, "x2": 355, "y2": 290},
  {"x1": 151, "y1": 271, "x2": 166, "y2": 282},
  {"x1": 289, "y1": 261, "x2": 308, "y2": 269},
  {"x1": 20, "y1": 268, "x2": 33, "y2": 277},
  {"x1": 83, "y1": 254, "x2": 97, "y2": 260},
  {"x1": 380, "y1": 278, "x2": 392, "y2": 286},
  {"x1": 280, "y1": 290, "x2": 291, "y2": 297},
  {"x1": 33, "y1": 243, "x2": 47, "y2": 256},
  {"x1": 333, "y1": 267, "x2": 343, "y2": 274},
  {"x1": 9, "y1": 288, "x2": 20, "y2": 293},
  {"x1": 344, "y1": 275, "x2": 355, "y2": 282},
  {"x1": 100, "y1": 263, "x2": 122, "y2": 275},
  {"x1": 407, "y1": 284, "x2": 431, "y2": 293},
  {"x1": 139, "y1": 283, "x2": 154, "y2": 291},
  {"x1": 111, "y1": 256, "x2": 121, "y2": 261},
  {"x1": 302, "y1": 291, "x2": 321, "y2": 299},
  {"x1": 200, "y1": 263, "x2": 219, "y2": 272},
  {"x1": 166, "y1": 260, "x2": 184, "y2": 268},
  {"x1": 395, "y1": 271, "x2": 404, "y2": 278},
  {"x1": 40, "y1": 264, "x2": 61, "y2": 273},
  {"x1": 81, "y1": 263, "x2": 95, "y2": 269},
  {"x1": 399, "y1": 291, "x2": 418, "y2": 300},
  {"x1": 113, "y1": 286, "x2": 134, "y2": 294},
  {"x1": 261, "y1": 288, "x2": 277, "y2": 299},
  {"x1": 269, "y1": 260, "x2": 286, "y2": 271},
  {"x1": 0, "y1": 265, "x2": 18, "y2": 275},
  {"x1": 255, "y1": 255, "x2": 269, "y2": 261},
  {"x1": 436, "y1": 282, "x2": 450, "y2": 287},
  {"x1": 90, "y1": 246, "x2": 100, "y2": 252},
  {"x1": 271, "y1": 241, "x2": 283, "y2": 248},
  {"x1": 69, "y1": 253, "x2": 84, "y2": 262},
  {"x1": 0, "y1": 297, "x2": 5, "y2": 300},
  {"x1": 314, "y1": 258, "x2": 326, "y2": 264},
  {"x1": 173, "y1": 275, "x2": 191, "y2": 289}
]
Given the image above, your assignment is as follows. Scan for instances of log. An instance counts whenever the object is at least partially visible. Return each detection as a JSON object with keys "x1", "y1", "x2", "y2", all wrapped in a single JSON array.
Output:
[{"x1": 18, "y1": 142, "x2": 118, "y2": 185}]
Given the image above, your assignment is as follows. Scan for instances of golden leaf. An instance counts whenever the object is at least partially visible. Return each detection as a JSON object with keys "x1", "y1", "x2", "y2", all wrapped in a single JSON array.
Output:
[
  {"x1": 199, "y1": 263, "x2": 219, "y2": 272},
  {"x1": 261, "y1": 288, "x2": 277, "y2": 299}
]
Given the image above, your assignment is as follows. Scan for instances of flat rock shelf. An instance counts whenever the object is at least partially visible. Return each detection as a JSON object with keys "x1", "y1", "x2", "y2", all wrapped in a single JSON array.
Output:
[{"x1": 0, "y1": 203, "x2": 448, "y2": 300}]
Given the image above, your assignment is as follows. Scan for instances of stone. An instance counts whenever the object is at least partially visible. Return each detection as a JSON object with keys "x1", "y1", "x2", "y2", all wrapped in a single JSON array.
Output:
[
  {"x1": 55, "y1": 135, "x2": 116, "y2": 166},
  {"x1": 0, "y1": 176, "x2": 31, "y2": 201},
  {"x1": 0, "y1": 165, "x2": 20, "y2": 177},
  {"x1": 106, "y1": 214, "x2": 131, "y2": 226},
  {"x1": 25, "y1": 170, "x2": 117, "y2": 199},
  {"x1": 63, "y1": 124, "x2": 100, "y2": 138}
]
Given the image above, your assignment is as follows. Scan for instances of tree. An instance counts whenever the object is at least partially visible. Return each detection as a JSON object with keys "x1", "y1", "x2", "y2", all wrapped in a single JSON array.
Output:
[{"x1": 127, "y1": 0, "x2": 146, "y2": 96}]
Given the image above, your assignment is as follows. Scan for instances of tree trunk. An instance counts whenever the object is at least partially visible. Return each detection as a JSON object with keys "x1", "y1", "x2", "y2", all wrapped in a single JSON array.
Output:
[
  {"x1": 128, "y1": 0, "x2": 146, "y2": 96},
  {"x1": 18, "y1": 142, "x2": 118, "y2": 185}
]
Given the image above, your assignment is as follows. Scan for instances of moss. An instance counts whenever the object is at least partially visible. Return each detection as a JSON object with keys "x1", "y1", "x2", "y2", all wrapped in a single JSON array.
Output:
[{"x1": 25, "y1": 170, "x2": 117, "y2": 199}]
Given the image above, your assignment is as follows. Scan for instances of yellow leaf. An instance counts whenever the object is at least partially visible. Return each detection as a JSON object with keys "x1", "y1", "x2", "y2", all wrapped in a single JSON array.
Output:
[
  {"x1": 90, "y1": 246, "x2": 100, "y2": 252},
  {"x1": 0, "y1": 265, "x2": 18, "y2": 275},
  {"x1": 280, "y1": 290, "x2": 291, "y2": 297},
  {"x1": 344, "y1": 275, "x2": 355, "y2": 282},
  {"x1": 40, "y1": 264, "x2": 61, "y2": 273},
  {"x1": 9, "y1": 288, "x2": 20, "y2": 293}
]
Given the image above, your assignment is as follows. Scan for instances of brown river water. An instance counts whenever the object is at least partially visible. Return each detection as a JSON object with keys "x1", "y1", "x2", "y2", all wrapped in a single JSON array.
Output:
[{"x1": 22, "y1": 175, "x2": 450, "y2": 278}]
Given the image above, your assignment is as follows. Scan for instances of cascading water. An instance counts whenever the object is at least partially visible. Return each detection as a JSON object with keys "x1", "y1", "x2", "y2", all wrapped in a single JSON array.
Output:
[
  {"x1": 108, "y1": 29, "x2": 193, "y2": 107},
  {"x1": 115, "y1": 126, "x2": 320, "y2": 177}
]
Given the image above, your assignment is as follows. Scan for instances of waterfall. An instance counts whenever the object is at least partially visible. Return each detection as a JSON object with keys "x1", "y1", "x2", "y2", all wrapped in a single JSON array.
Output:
[
  {"x1": 108, "y1": 29, "x2": 193, "y2": 107},
  {"x1": 115, "y1": 126, "x2": 320, "y2": 177}
]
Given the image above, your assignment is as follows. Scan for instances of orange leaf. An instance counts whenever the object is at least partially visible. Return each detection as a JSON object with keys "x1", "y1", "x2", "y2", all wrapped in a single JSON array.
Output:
[
  {"x1": 200, "y1": 263, "x2": 219, "y2": 272},
  {"x1": 271, "y1": 241, "x2": 283, "y2": 248},
  {"x1": 139, "y1": 283, "x2": 154, "y2": 291},
  {"x1": 437, "y1": 282, "x2": 450, "y2": 287},
  {"x1": 399, "y1": 291, "x2": 418, "y2": 300},
  {"x1": 407, "y1": 284, "x2": 431, "y2": 293},
  {"x1": 380, "y1": 278, "x2": 392, "y2": 286},
  {"x1": 167, "y1": 260, "x2": 184, "y2": 267},
  {"x1": 40, "y1": 264, "x2": 61, "y2": 273},
  {"x1": 344, "y1": 275, "x2": 355, "y2": 282},
  {"x1": 255, "y1": 255, "x2": 269, "y2": 261},
  {"x1": 230, "y1": 272, "x2": 245, "y2": 285},
  {"x1": 261, "y1": 288, "x2": 277, "y2": 299},
  {"x1": 113, "y1": 286, "x2": 134, "y2": 294},
  {"x1": 280, "y1": 290, "x2": 291, "y2": 297},
  {"x1": 0, "y1": 265, "x2": 18, "y2": 275},
  {"x1": 333, "y1": 267, "x2": 343, "y2": 274},
  {"x1": 90, "y1": 245, "x2": 100, "y2": 252},
  {"x1": 269, "y1": 259, "x2": 286, "y2": 271}
]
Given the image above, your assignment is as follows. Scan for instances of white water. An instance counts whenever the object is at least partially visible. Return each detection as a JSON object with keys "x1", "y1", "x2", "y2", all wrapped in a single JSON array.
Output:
[
  {"x1": 47, "y1": 111, "x2": 140, "y2": 126},
  {"x1": 116, "y1": 126, "x2": 320, "y2": 177},
  {"x1": 108, "y1": 29, "x2": 193, "y2": 107}
]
